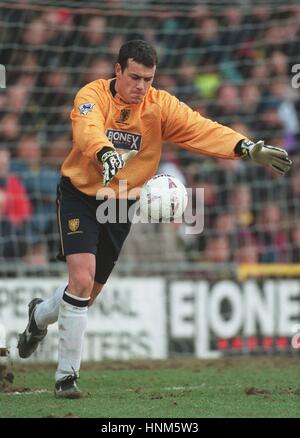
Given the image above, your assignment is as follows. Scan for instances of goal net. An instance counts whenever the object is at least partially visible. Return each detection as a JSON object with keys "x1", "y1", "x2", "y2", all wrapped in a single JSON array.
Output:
[{"x1": 0, "y1": 0, "x2": 299, "y2": 276}]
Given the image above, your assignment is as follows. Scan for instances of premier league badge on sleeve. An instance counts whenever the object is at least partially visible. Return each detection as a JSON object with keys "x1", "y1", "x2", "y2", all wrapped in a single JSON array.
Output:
[{"x1": 79, "y1": 102, "x2": 95, "y2": 115}]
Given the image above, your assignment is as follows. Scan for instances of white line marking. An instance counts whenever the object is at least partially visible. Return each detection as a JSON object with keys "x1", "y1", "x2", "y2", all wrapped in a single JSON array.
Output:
[{"x1": 5, "y1": 389, "x2": 50, "y2": 396}]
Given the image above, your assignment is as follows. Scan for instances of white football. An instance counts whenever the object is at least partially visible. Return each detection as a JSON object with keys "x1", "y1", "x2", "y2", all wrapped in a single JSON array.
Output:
[{"x1": 139, "y1": 174, "x2": 188, "y2": 222}]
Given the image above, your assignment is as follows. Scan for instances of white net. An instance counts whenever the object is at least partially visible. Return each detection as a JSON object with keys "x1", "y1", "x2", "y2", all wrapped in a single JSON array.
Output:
[{"x1": 0, "y1": 0, "x2": 300, "y2": 275}]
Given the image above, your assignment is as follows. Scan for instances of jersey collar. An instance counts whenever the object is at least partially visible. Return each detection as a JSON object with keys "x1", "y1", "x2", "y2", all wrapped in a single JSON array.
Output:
[{"x1": 109, "y1": 78, "x2": 129, "y2": 104}]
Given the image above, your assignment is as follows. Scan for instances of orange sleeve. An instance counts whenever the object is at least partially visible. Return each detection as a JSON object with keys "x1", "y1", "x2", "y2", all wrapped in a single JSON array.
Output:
[
  {"x1": 161, "y1": 92, "x2": 245, "y2": 159},
  {"x1": 71, "y1": 84, "x2": 115, "y2": 162}
]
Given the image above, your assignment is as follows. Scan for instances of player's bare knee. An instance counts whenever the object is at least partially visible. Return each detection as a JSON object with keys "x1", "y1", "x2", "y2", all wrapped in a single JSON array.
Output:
[{"x1": 68, "y1": 272, "x2": 94, "y2": 298}]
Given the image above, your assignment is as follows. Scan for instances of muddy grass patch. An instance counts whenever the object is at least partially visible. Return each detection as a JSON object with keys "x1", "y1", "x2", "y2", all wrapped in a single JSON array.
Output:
[{"x1": 0, "y1": 364, "x2": 15, "y2": 392}]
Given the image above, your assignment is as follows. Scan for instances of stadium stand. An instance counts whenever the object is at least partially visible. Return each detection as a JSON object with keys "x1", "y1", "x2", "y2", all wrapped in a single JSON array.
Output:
[{"x1": 0, "y1": 0, "x2": 299, "y2": 275}]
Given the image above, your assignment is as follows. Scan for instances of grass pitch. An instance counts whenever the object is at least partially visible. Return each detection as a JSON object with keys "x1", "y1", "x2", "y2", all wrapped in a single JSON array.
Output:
[{"x1": 0, "y1": 357, "x2": 299, "y2": 418}]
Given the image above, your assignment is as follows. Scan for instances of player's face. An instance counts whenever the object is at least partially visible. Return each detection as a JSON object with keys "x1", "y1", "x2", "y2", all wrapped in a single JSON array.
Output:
[{"x1": 115, "y1": 59, "x2": 156, "y2": 104}]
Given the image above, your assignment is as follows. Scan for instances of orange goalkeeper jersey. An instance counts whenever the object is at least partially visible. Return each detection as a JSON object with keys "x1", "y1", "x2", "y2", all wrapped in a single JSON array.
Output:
[{"x1": 61, "y1": 78, "x2": 245, "y2": 197}]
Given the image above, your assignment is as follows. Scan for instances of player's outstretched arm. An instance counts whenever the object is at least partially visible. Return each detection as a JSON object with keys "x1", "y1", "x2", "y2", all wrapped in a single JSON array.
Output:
[{"x1": 235, "y1": 140, "x2": 292, "y2": 175}]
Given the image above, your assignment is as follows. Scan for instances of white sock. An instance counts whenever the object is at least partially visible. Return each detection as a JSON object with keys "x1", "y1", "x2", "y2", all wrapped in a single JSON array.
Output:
[
  {"x1": 34, "y1": 284, "x2": 67, "y2": 330},
  {"x1": 55, "y1": 290, "x2": 90, "y2": 382}
]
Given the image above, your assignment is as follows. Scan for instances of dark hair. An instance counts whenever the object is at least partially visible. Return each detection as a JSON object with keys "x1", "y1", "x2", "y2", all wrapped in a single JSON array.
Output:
[{"x1": 117, "y1": 40, "x2": 158, "y2": 71}]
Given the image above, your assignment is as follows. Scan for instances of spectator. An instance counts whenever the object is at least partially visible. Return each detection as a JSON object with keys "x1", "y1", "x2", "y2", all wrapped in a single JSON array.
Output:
[
  {"x1": 0, "y1": 113, "x2": 21, "y2": 150},
  {"x1": 203, "y1": 235, "x2": 231, "y2": 263},
  {"x1": 0, "y1": 147, "x2": 32, "y2": 260},
  {"x1": 290, "y1": 224, "x2": 300, "y2": 263},
  {"x1": 210, "y1": 83, "x2": 243, "y2": 125},
  {"x1": 44, "y1": 133, "x2": 70, "y2": 169},
  {"x1": 229, "y1": 183, "x2": 255, "y2": 229},
  {"x1": 11, "y1": 133, "x2": 60, "y2": 259},
  {"x1": 288, "y1": 167, "x2": 300, "y2": 221},
  {"x1": 30, "y1": 57, "x2": 71, "y2": 138},
  {"x1": 256, "y1": 203, "x2": 288, "y2": 263},
  {"x1": 72, "y1": 15, "x2": 108, "y2": 68},
  {"x1": 176, "y1": 58, "x2": 203, "y2": 103},
  {"x1": 268, "y1": 79, "x2": 300, "y2": 151},
  {"x1": 240, "y1": 84, "x2": 262, "y2": 133},
  {"x1": 80, "y1": 57, "x2": 113, "y2": 86},
  {"x1": 235, "y1": 241, "x2": 260, "y2": 264}
]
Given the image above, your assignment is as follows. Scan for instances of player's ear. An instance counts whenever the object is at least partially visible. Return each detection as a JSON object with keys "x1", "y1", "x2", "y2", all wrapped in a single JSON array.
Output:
[{"x1": 115, "y1": 63, "x2": 122, "y2": 78}]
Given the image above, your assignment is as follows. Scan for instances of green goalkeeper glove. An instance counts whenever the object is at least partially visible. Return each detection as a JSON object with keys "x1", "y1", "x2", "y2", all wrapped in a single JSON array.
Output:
[{"x1": 237, "y1": 140, "x2": 292, "y2": 175}]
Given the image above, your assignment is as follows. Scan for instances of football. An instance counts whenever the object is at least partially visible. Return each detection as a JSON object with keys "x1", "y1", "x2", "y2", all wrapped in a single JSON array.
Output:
[{"x1": 139, "y1": 174, "x2": 188, "y2": 222}]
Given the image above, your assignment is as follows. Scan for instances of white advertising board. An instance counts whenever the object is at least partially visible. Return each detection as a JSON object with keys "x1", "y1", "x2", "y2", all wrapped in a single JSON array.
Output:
[
  {"x1": 0, "y1": 278, "x2": 167, "y2": 362},
  {"x1": 169, "y1": 279, "x2": 300, "y2": 358}
]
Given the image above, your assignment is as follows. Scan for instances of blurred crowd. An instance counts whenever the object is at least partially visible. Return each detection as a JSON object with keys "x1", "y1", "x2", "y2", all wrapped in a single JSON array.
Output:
[{"x1": 0, "y1": 2, "x2": 300, "y2": 267}]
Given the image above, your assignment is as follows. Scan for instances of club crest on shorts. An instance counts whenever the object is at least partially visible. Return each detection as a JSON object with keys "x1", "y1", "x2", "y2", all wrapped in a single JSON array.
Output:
[
  {"x1": 68, "y1": 218, "x2": 80, "y2": 232},
  {"x1": 78, "y1": 102, "x2": 95, "y2": 115}
]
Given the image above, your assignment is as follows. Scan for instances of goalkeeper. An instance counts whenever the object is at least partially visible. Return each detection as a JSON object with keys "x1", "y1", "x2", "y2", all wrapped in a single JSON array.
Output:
[{"x1": 17, "y1": 40, "x2": 291, "y2": 398}]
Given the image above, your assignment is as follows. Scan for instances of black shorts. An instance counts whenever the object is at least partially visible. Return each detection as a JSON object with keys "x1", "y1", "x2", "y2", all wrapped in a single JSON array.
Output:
[{"x1": 56, "y1": 176, "x2": 135, "y2": 284}]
